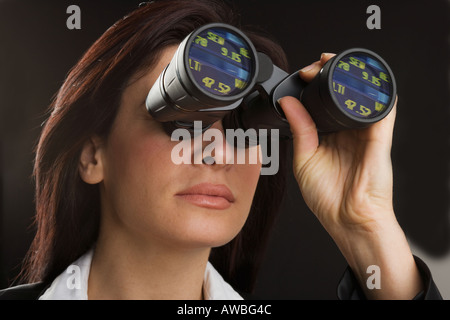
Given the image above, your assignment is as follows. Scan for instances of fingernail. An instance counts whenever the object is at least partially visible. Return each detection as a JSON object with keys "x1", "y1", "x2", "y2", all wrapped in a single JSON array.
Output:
[
  {"x1": 320, "y1": 53, "x2": 335, "y2": 62},
  {"x1": 299, "y1": 63, "x2": 315, "y2": 73}
]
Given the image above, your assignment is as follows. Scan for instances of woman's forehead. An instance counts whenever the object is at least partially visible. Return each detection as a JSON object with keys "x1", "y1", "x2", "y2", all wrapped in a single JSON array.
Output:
[{"x1": 122, "y1": 46, "x2": 179, "y2": 104}]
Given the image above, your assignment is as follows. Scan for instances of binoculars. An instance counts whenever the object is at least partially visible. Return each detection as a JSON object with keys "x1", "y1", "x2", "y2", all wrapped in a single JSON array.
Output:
[{"x1": 146, "y1": 23, "x2": 396, "y2": 139}]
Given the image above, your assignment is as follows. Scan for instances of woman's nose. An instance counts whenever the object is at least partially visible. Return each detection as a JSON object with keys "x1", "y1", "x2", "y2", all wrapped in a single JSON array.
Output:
[{"x1": 192, "y1": 120, "x2": 234, "y2": 168}]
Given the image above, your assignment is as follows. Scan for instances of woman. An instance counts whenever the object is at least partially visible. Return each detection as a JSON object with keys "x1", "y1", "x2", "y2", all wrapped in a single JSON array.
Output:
[{"x1": 0, "y1": 0, "x2": 442, "y2": 299}]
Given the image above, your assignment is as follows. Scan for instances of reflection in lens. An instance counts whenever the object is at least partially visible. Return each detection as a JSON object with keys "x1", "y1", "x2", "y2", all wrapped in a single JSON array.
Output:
[
  {"x1": 331, "y1": 53, "x2": 393, "y2": 119},
  {"x1": 187, "y1": 27, "x2": 254, "y2": 97}
]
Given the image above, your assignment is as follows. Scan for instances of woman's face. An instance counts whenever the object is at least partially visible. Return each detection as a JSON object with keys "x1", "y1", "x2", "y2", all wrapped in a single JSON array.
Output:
[{"x1": 96, "y1": 46, "x2": 262, "y2": 250}]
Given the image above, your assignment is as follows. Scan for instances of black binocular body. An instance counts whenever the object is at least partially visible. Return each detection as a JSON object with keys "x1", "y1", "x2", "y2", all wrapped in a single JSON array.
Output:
[{"x1": 146, "y1": 23, "x2": 396, "y2": 139}]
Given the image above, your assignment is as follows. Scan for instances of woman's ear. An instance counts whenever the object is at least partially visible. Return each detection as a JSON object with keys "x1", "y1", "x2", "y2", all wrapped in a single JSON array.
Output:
[{"x1": 79, "y1": 136, "x2": 105, "y2": 184}]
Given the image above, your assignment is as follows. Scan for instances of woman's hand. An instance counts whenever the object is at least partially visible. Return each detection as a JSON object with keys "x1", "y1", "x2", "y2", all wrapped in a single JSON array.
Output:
[
  {"x1": 281, "y1": 53, "x2": 396, "y2": 236},
  {"x1": 279, "y1": 53, "x2": 423, "y2": 299}
]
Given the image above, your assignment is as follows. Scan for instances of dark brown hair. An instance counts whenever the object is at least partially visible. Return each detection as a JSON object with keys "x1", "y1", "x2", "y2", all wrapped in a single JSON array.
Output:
[{"x1": 20, "y1": 0, "x2": 289, "y2": 294}]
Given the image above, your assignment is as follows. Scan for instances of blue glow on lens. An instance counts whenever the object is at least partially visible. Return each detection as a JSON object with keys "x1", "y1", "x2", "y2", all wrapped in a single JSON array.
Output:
[
  {"x1": 188, "y1": 27, "x2": 254, "y2": 96},
  {"x1": 332, "y1": 53, "x2": 392, "y2": 119}
]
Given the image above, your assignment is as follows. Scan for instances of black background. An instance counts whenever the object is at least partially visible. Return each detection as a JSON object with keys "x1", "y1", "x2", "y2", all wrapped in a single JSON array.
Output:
[{"x1": 0, "y1": 0, "x2": 448, "y2": 299}]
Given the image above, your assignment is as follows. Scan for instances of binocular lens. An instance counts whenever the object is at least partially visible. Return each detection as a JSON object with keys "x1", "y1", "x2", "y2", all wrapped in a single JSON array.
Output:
[
  {"x1": 187, "y1": 27, "x2": 255, "y2": 97},
  {"x1": 331, "y1": 53, "x2": 393, "y2": 120},
  {"x1": 298, "y1": 48, "x2": 396, "y2": 132}
]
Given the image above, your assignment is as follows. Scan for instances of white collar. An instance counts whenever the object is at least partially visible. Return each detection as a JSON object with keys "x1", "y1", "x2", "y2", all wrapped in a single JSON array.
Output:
[{"x1": 38, "y1": 248, "x2": 243, "y2": 300}]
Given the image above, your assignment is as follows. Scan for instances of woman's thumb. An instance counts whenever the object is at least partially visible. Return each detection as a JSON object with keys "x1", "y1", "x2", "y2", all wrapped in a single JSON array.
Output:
[{"x1": 278, "y1": 96, "x2": 319, "y2": 169}]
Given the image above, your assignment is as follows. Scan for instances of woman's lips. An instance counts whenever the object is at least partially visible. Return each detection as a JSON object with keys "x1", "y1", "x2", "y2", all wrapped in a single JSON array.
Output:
[{"x1": 176, "y1": 183, "x2": 235, "y2": 210}]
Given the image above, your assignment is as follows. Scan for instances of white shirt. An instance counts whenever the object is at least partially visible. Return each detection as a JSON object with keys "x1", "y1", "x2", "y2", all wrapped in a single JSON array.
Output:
[{"x1": 38, "y1": 248, "x2": 243, "y2": 300}]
